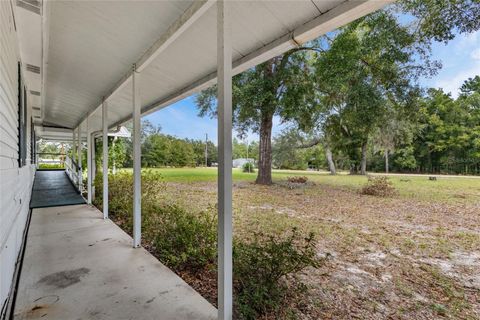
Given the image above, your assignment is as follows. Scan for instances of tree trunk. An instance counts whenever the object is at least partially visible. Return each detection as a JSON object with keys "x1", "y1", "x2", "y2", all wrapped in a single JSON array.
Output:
[
  {"x1": 360, "y1": 142, "x2": 367, "y2": 175},
  {"x1": 384, "y1": 149, "x2": 389, "y2": 174},
  {"x1": 256, "y1": 112, "x2": 273, "y2": 185},
  {"x1": 325, "y1": 146, "x2": 336, "y2": 175},
  {"x1": 350, "y1": 165, "x2": 357, "y2": 175}
]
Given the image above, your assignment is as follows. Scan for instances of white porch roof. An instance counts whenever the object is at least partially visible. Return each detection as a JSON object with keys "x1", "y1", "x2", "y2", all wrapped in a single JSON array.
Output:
[
  {"x1": 14, "y1": 0, "x2": 390, "y2": 140},
  {"x1": 35, "y1": 125, "x2": 131, "y2": 142}
]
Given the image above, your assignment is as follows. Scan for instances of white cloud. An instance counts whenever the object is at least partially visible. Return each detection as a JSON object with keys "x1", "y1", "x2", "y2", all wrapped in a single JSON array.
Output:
[
  {"x1": 471, "y1": 48, "x2": 480, "y2": 60},
  {"x1": 430, "y1": 30, "x2": 480, "y2": 98},
  {"x1": 435, "y1": 61, "x2": 480, "y2": 98}
]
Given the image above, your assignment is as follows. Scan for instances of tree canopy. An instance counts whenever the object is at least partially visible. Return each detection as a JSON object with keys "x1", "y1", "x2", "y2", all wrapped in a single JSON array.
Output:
[{"x1": 196, "y1": 49, "x2": 319, "y2": 184}]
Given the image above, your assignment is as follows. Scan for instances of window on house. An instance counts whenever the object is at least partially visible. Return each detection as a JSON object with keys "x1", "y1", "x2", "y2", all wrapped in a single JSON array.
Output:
[
  {"x1": 31, "y1": 118, "x2": 35, "y2": 164},
  {"x1": 18, "y1": 62, "x2": 27, "y2": 167}
]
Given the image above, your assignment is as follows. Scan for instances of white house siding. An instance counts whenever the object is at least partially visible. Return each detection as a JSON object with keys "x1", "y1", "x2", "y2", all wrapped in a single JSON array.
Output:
[{"x1": 0, "y1": 1, "x2": 35, "y2": 314}]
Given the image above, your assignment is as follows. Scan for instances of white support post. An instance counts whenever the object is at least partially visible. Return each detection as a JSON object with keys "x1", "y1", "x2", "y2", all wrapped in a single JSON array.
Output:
[
  {"x1": 217, "y1": 1, "x2": 233, "y2": 319},
  {"x1": 132, "y1": 65, "x2": 142, "y2": 248},
  {"x1": 72, "y1": 128, "x2": 76, "y2": 163},
  {"x1": 87, "y1": 117, "x2": 92, "y2": 204},
  {"x1": 35, "y1": 139, "x2": 39, "y2": 168},
  {"x1": 92, "y1": 135, "x2": 96, "y2": 201},
  {"x1": 78, "y1": 121, "x2": 83, "y2": 192},
  {"x1": 102, "y1": 100, "x2": 109, "y2": 219}
]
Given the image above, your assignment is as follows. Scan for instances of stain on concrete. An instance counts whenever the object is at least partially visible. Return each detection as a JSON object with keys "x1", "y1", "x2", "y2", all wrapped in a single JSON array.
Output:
[
  {"x1": 38, "y1": 268, "x2": 90, "y2": 288},
  {"x1": 25, "y1": 304, "x2": 49, "y2": 318},
  {"x1": 34, "y1": 294, "x2": 60, "y2": 304},
  {"x1": 88, "y1": 309, "x2": 102, "y2": 319},
  {"x1": 21, "y1": 295, "x2": 60, "y2": 319},
  {"x1": 146, "y1": 297, "x2": 156, "y2": 304}
]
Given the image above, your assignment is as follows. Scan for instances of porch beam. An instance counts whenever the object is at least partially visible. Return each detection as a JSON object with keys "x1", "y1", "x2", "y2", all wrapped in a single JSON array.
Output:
[
  {"x1": 75, "y1": 0, "x2": 215, "y2": 128},
  {"x1": 77, "y1": 121, "x2": 83, "y2": 192},
  {"x1": 132, "y1": 65, "x2": 141, "y2": 248},
  {"x1": 102, "y1": 100, "x2": 108, "y2": 219},
  {"x1": 217, "y1": 1, "x2": 233, "y2": 319},
  {"x1": 87, "y1": 117, "x2": 92, "y2": 204}
]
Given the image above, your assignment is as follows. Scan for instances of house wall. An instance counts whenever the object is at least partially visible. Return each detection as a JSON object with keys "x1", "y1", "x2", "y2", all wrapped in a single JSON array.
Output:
[{"x1": 0, "y1": 1, "x2": 35, "y2": 314}]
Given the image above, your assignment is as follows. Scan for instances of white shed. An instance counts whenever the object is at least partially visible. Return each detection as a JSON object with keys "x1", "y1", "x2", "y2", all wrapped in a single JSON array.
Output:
[{"x1": 232, "y1": 158, "x2": 255, "y2": 168}]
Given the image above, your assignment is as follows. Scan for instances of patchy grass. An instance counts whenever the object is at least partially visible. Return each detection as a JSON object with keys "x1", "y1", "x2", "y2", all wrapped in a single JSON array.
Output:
[{"x1": 115, "y1": 168, "x2": 480, "y2": 319}]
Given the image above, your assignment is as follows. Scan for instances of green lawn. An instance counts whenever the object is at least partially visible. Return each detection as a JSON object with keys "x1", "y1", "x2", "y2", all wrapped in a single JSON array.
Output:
[
  {"x1": 122, "y1": 167, "x2": 480, "y2": 203},
  {"x1": 125, "y1": 167, "x2": 316, "y2": 182}
]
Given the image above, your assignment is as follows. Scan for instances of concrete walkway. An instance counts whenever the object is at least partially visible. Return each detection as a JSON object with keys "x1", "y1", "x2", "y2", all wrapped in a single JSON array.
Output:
[{"x1": 14, "y1": 204, "x2": 216, "y2": 320}]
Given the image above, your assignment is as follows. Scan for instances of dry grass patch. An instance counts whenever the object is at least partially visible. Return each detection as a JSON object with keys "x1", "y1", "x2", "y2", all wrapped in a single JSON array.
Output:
[{"x1": 160, "y1": 176, "x2": 480, "y2": 319}]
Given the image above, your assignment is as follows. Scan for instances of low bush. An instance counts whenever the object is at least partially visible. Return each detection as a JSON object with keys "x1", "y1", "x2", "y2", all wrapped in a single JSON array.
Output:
[
  {"x1": 281, "y1": 176, "x2": 312, "y2": 190},
  {"x1": 94, "y1": 170, "x2": 216, "y2": 272},
  {"x1": 287, "y1": 176, "x2": 308, "y2": 184},
  {"x1": 361, "y1": 176, "x2": 397, "y2": 197},
  {"x1": 94, "y1": 170, "x2": 165, "y2": 231},
  {"x1": 242, "y1": 162, "x2": 255, "y2": 173},
  {"x1": 38, "y1": 163, "x2": 64, "y2": 169},
  {"x1": 152, "y1": 204, "x2": 217, "y2": 270},
  {"x1": 233, "y1": 228, "x2": 323, "y2": 319}
]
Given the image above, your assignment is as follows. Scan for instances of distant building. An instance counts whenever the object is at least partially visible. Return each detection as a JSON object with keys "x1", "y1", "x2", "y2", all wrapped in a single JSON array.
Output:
[{"x1": 232, "y1": 158, "x2": 255, "y2": 168}]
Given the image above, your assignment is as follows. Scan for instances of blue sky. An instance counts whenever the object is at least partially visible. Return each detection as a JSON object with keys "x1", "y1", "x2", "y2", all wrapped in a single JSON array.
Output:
[
  {"x1": 423, "y1": 30, "x2": 480, "y2": 97},
  {"x1": 144, "y1": 30, "x2": 480, "y2": 145}
]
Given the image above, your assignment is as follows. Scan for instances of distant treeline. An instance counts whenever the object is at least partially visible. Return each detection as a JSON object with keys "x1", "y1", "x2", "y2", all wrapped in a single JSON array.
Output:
[
  {"x1": 91, "y1": 125, "x2": 217, "y2": 169},
  {"x1": 272, "y1": 77, "x2": 480, "y2": 175},
  {"x1": 88, "y1": 122, "x2": 254, "y2": 169}
]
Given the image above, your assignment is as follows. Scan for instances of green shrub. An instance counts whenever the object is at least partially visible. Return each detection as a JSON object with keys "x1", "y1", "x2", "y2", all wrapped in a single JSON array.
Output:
[
  {"x1": 233, "y1": 228, "x2": 323, "y2": 319},
  {"x1": 93, "y1": 170, "x2": 216, "y2": 271},
  {"x1": 152, "y1": 204, "x2": 217, "y2": 270},
  {"x1": 93, "y1": 170, "x2": 166, "y2": 231},
  {"x1": 361, "y1": 176, "x2": 397, "y2": 197},
  {"x1": 242, "y1": 162, "x2": 255, "y2": 173},
  {"x1": 38, "y1": 163, "x2": 64, "y2": 169}
]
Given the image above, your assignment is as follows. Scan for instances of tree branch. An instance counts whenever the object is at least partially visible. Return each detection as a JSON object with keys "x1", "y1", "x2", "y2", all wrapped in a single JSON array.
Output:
[{"x1": 296, "y1": 137, "x2": 323, "y2": 149}]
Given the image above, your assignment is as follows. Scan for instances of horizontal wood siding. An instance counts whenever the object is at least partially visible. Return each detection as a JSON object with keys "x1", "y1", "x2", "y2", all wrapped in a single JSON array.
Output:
[{"x1": 0, "y1": 1, "x2": 35, "y2": 313}]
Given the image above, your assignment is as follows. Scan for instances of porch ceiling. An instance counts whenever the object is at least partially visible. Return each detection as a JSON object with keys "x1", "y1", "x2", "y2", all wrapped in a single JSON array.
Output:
[{"x1": 15, "y1": 0, "x2": 390, "y2": 138}]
